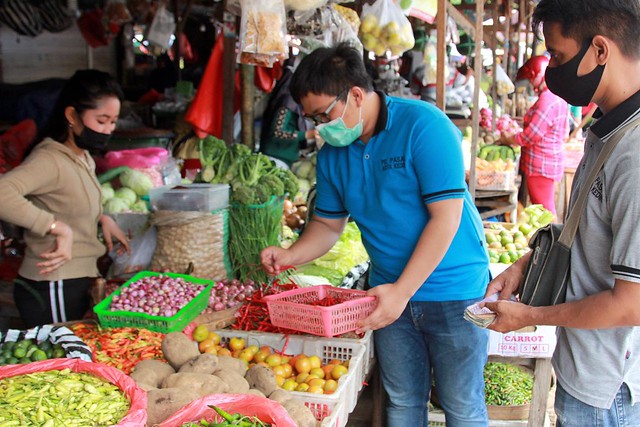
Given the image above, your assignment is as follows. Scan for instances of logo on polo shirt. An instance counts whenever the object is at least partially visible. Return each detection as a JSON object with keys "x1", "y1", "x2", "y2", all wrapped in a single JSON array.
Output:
[
  {"x1": 381, "y1": 156, "x2": 405, "y2": 171},
  {"x1": 592, "y1": 176, "x2": 603, "y2": 202}
]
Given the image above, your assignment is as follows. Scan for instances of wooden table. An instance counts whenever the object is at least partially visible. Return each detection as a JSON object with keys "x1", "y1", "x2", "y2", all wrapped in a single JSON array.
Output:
[{"x1": 475, "y1": 188, "x2": 519, "y2": 223}]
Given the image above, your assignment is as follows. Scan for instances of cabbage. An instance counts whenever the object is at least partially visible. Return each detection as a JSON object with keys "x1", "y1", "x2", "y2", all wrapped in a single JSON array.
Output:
[
  {"x1": 104, "y1": 198, "x2": 130, "y2": 214},
  {"x1": 294, "y1": 161, "x2": 314, "y2": 180},
  {"x1": 130, "y1": 199, "x2": 149, "y2": 213},
  {"x1": 114, "y1": 187, "x2": 137, "y2": 206},
  {"x1": 119, "y1": 168, "x2": 154, "y2": 197},
  {"x1": 101, "y1": 185, "x2": 115, "y2": 204},
  {"x1": 298, "y1": 222, "x2": 368, "y2": 285}
]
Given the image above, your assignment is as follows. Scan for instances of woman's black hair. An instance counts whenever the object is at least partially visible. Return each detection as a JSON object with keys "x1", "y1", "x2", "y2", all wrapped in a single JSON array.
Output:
[
  {"x1": 532, "y1": 0, "x2": 640, "y2": 59},
  {"x1": 290, "y1": 43, "x2": 374, "y2": 104},
  {"x1": 37, "y1": 69, "x2": 124, "y2": 146}
]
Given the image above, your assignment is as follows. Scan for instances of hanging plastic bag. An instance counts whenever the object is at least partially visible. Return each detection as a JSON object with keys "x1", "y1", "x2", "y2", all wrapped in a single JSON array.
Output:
[
  {"x1": 495, "y1": 64, "x2": 515, "y2": 96},
  {"x1": 157, "y1": 393, "x2": 297, "y2": 427},
  {"x1": 146, "y1": 3, "x2": 175, "y2": 50},
  {"x1": 359, "y1": 0, "x2": 415, "y2": 57},
  {"x1": 237, "y1": 0, "x2": 288, "y2": 68},
  {"x1": 325, "y1": 4, "x2": 363, "y2": 54},
  {"x1": 108, "y1": 226, "x2": 157, "y2": 280}
]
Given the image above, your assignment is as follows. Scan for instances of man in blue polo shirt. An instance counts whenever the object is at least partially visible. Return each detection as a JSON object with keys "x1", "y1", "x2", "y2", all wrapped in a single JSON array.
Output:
[{"x1": 260, "y1": 43, "x2": 490, "y2": 427}]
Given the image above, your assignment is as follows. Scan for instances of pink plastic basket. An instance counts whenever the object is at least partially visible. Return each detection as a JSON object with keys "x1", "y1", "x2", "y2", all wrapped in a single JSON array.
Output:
[{"x1": 263, "y1": 285, "x2": 377, "y2": 337}]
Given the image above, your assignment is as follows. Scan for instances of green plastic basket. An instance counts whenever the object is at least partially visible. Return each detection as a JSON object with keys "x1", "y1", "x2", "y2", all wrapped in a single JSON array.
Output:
[{"x1": 93, "y1": 271, "x2": 213, "y2": 333}]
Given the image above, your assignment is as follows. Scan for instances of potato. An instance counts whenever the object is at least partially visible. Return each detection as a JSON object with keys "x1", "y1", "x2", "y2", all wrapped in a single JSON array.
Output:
[
  {"x1": 216, "y1": 355, "x2": 248, "y2": 376},
  {"x1": 244, "y1": 364, "x2": 277, "y2": 396},
  {"x1": 282, "y1": 399, "x2": 317, "y2": 427},
  {"x1": 178, "y1": 353, "x2": 219, "y2": 374},
  {"x1": 214, "y1": 369, "x2": 250, "y2": 393},
  {"x1": 130, "y1": 359, "x2": 175, "y2": 388},
  {"x1": 268, "y1": 388, "x2": 292, "y2": 404},
  {"x1": 161, "y1": 332, "x2": 200, "y2": 369},
  {"x1": 245, "y1": 388, "x2": 267, "y2": 398},
  {"x1": 146, "y1": 387, "x2": 200, "y2": 426},
  {"x1": 161, "y1": 372, "x2": 229, "y2": 397}
]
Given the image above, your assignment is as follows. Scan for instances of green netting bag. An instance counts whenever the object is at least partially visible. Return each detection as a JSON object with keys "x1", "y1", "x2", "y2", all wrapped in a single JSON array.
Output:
[{"x1": 229, "y1": 196, "x2": 284, "y2": 283}]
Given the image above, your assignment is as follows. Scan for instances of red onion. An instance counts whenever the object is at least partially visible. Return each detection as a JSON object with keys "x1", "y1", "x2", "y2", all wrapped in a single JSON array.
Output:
[{"x1": 109, "y1": 274, "x2": 206, "y2": 317}]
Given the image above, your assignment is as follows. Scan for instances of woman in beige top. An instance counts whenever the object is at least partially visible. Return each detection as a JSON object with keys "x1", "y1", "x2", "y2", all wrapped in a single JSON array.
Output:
[{"x1": 0, "y1": 70, "x2": 129, "y2": 327}]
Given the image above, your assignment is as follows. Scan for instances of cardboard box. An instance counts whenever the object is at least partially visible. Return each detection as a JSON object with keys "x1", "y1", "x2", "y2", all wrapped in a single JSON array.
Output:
[{"x1": 488, "y1": 325, "x2": 557, "y2": 358}]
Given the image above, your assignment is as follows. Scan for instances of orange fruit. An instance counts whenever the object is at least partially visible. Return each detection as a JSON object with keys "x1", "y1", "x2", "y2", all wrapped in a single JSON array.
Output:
[
  {"x1": 207, "y1": 331, "x2": 221, "y2": 345},
  {"x1": 282, "y1": 379, "x2": 297, "y2": 391},
  {"x1": 265, "y1": 354, "x2": 282, "y2": 367},
  {"x1": 308, "y1": 355, "x2": 322, "y2": 370},
  {"x1": 307, "y1": 385, "x2": 324, "y2": 394},
  {"x1": 324, "y1": 379, "x2": 338, "y2": 394},
  {"x1": 308, "y1": 378, "x2": 326, "y2": 388},
  {"x1": 217, "y1": 348, "x2": 232, "y2": 357},
  {"x1": 321, "y1": 364, "x2": 334, "y2": 379},
  {"x1": 295, "y1": 383, "x2": 310, "y2": 392},
  {"x1": 310, "y1": 367, "x2": 325, "y2": 379},
  {"x1": 198, "y1": 339, "x2": 215, "y2": 353},
  {"x1": 192, "y1": 325, "x2": 209, "y2": 343},
  {"x1": 246, "y1": 345, "x2": 259, "y2": 355},
  {"x1": 272, "y1": 365, "x2": 286, "y2": 378},
  {"x1": 296, "y1": 373, "x2": 310, "y2": 384},
  {"x1": 281, "y1": 363, "x2": 293, "y2": 378},
  {"x1": 295, "y1": 356, "x2": 311, "y2": 374},
  {"x1": 229, "y1": 337, "x2": 245, "y2": 352},
  {"x1": 254, "y1": 349, "x2": 270, "y2": 364},
  {"x1": 238, "y1": 349, "x2": 254, "y2": 363},
  {"x1": 275, "y1": 375, "x2": 285, "y2": 387},
  {"x1": 331, "y1": 364, "x2": 348, "y2": 380}
]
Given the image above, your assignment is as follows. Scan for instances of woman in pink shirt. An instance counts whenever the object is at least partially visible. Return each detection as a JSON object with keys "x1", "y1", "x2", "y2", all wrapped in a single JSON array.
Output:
[{"x1": 501, "y1": 56, "x2": 569, "y2": 216}]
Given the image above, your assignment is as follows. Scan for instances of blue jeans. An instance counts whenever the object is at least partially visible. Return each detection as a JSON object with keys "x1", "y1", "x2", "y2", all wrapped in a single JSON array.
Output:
[
  {"x1": 374, "y1": 299, "x2": 489, "y2": 427},
  {"x1": 555, "y1": 382, "x2": 640, "y2": 427}
]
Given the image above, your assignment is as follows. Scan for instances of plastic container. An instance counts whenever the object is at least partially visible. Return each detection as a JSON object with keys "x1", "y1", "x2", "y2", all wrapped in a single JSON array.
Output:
[
  {"x1": 149, "y1": 183, "x2": 229, "y2": 212},
  {"x1": 93, "y1": 271, "x2": 213, "y2": 333},
  {"x1": 321, "y1": 399, "x2": 347, "y2": 427},
  {"x1": 263, "y1": 285, "x2": 377, "y2": 337},
  {"x1": 214, "y1": 329, "x2": 365, "y2": 422},
  {"x1": 475, "y1": 170, "x2": 515, "y2": 191}
]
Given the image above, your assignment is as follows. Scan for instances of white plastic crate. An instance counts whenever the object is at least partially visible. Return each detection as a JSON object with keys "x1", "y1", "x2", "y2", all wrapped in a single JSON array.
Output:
[
  {"x1": 214, "y1": 330, "x2": 365, "y2": 422},
  {"x1": 320, "y1": 399, "x2": 347, "y2": 427},
  {"x1": 302, "y1": 330, "x2": 374, "y2": 384}
]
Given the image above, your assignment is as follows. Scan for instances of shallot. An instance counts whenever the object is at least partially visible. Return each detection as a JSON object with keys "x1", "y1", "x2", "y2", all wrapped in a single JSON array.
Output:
[
  {"x1": 202, "y1": 278, "x2": 257, "y2": 313},
  {"x1": 110, "y1": 274, "x2": 205, "y2": 317}
]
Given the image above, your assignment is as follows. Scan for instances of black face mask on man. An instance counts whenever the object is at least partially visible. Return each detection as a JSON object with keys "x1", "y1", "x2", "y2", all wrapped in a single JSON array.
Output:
[
  {"x1": 73, "y1": 125, "x2": 112, "y2": 153},
  {"x1": 545, "y1": 40, "x2": 606, "y2": 106}
]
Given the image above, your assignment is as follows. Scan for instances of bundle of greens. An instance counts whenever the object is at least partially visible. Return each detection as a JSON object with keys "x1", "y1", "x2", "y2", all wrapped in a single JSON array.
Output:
[{"x1": 197, "y1": 137, "x2": 299, "y2": 203}]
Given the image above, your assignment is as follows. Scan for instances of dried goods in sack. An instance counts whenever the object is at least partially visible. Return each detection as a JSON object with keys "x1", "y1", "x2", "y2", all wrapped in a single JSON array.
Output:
[{"x1": 150, "y1": 210, "x2": 232, "y2": 281}]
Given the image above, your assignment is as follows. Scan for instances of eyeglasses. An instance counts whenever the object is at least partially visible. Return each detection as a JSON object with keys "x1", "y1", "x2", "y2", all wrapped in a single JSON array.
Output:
[{"x1": 306, "y1": 89, "x2": 348, "y2": 125}]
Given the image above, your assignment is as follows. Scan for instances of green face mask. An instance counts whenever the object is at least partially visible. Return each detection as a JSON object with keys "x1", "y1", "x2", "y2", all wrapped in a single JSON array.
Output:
[{"x1": 316, "y1": 92, "x2": 363, "y2": 147}]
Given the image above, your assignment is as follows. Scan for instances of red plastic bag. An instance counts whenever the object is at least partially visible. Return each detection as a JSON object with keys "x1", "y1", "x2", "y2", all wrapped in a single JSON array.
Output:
[
  {"x1": 0, "y1": 358, "x2": 147, "y2": 427},
  {"x1": 0, "y1": 119, "x2": 37, "y2": 173},
  {"x1": 158, "y1": 393, "x2": 297, "y2": 427},
  {"x1": 185, "y1": 35, "x2": 241, "y2": 139}
]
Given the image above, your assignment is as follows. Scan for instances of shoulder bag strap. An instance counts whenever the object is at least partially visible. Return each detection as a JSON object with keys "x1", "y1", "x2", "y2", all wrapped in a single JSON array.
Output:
[{"x1": 559, "y1": 115, "x2": 640, "y2": 247}]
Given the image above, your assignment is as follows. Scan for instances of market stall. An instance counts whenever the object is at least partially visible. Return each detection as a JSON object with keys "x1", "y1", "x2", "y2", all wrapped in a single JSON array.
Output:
[{"x1": 0, "y1": 0, "x2": 561, "y2": 426}]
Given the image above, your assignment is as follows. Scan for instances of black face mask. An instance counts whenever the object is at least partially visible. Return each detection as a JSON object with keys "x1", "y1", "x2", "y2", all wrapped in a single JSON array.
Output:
[
  {"x1": 74, "y1": 125, "x2": 111, "y2": 154},
  {"x1": 545, "y1": 40, "x2": 606, "y2": 106}
]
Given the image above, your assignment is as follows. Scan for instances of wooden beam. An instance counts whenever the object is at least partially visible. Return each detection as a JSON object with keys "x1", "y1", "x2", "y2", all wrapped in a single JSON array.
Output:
[
  {"x1": 446, "y1": 3, "x2": 475, "y2": 40},
  {"x1": 436, "y1": 0, "x2": 447, "y2": 111},
  {"x1": 240, "y1": 64, "x2": 255, "y2": 148},
  {"x1": 469, "y1": 0, "x2": 485, "y2": 200},
  {"x1": 222, "y1": 11, "x2": 236, "y2": 145}
]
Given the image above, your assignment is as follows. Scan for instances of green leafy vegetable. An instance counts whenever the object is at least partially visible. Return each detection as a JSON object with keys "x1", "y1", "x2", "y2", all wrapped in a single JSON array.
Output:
[{"x1": 119, "y1": 169, "x2": 154, "y2": 197}]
